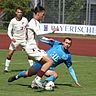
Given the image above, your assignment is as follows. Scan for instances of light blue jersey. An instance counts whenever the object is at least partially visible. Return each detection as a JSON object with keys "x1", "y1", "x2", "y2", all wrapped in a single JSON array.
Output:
[
  {"x1": 32, "y1": 40, "x2": 78, "y2": 83},
  {"x1": 33, "y1": 40, "x2": 72, "y2": 70},
  {"x1": 46, "y1": 40, "x2": 72, "y2": 69}
]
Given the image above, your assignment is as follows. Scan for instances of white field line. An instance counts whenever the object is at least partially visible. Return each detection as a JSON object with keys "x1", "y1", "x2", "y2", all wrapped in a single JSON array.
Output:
[
  {"x1": 1, "y1": 62, "x2": 28, "y2": 65},
  {"x1": 1, "y1": 60, "x2": 96, "y2": 65},
  {"x1": 72, "y1": 60, "x2": 96, "y2": 63}
]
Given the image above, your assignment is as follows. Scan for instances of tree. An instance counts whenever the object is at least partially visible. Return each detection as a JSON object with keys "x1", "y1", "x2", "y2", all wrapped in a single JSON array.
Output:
[
  {"x1": 42, "y1": 0, "x2": 85, "y2": 24},
  {"x1": 0, "y1": 0, "x2": 85, "y2": 24},
  {"x1": 65, "y1": 0, "x2": 85, "y2": 24},
  {"x1": 0, "y1": 0, "x2": 32, "y2": 23}
]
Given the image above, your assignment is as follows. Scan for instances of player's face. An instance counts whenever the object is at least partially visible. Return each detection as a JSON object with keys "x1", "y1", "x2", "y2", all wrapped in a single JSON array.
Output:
[
  {"x1": 63, "y1": 39, "x2": 72, "y2": 50},
  {"x1": 15, "y1": 9, "x2": 23, "y2": 20},
  {"x1": 37, "y1": 11, "x2": 45, "y2": 21}
]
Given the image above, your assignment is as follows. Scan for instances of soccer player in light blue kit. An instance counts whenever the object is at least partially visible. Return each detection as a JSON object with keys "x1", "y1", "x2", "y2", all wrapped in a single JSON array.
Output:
[{"x1": 8, "y1": 37, "x2": 81, "y2": 87}]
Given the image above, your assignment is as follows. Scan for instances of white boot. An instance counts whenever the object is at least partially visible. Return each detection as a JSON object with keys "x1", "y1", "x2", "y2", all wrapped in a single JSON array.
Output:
[
  {"x1": 4, "y1": 66, "x2": 8, "y2": 72},
  {"x1": 34, "y1": 76, "x2": 44, "y2": 88},
  {"x1": 31, "y1": 80, "x2": 38, "y2": 88}
]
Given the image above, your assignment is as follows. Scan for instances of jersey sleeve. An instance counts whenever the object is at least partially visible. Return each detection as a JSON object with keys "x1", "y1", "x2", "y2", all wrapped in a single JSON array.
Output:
[
  {"x1": 7, "y1": 20, "x2": 13, "y2": 39},
  {"x1": 38, "y1": 36, "x2": 54, "y2": 46},
  {"x1": 64, "y1": 55, "x2": 78, "y2": 83},
  {"x1": 68, "y1": 66, "x2": 78, "y2": 83},
  {"x1": 27, "y1": 19, "x2": 42, "y2": 35},
  {"x1": 38, "y1": 37, "x2": 61, "y2": 47},
  {"x1": 64, "y1": 55, "x2": 72, "y2": 68}
]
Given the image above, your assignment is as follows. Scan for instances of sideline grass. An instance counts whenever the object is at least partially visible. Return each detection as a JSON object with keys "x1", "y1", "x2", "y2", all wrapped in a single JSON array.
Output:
[{"x1": 0, "y1": 50, "x2": 96, "y2": 96}]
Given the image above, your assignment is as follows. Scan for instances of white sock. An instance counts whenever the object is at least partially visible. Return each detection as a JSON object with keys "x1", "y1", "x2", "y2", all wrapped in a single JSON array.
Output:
[
  {"x1": 4, "y1": 59, "x2": 11, "y2": 70},
  {"x1": 16, "y1": 75, "x2": 19, "y2": 79},
  {"x1": 35, "y1": 76, "x2": 41, "y2": 81},
  {"x1": 28, "y1": 60, "x2": 34, "y2": 66},
  {"x1": 5, "y1": 59, "x2": 11, "y2": 67}
]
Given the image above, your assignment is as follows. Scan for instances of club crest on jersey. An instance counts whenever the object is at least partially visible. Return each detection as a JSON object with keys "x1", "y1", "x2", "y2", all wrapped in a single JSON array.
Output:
[{"x1": 22, "y1": 22, "x2": 24, "y2": 24}]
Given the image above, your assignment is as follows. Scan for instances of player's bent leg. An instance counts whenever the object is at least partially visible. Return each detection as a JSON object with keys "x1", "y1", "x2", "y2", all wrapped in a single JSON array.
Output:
[
  {"x1": 28, "y1": 66, "x2": 39, "y2": 76},
  {"x1": 42, "y1": 71, "x2": 58, "y2": 88},
  {"x1": 34, "y1": 56, "x2": 53, "y2": 88},
  {"x1": 28, "y1": 63, "x2": 42, "y2": 89},
  {"x1": 8, "y1": 75, "x2": 17, "y2": 82},
  {"x1": 8, "y1": 70, "x2": 28, "y2": 82},
  {"x1": 4, "y1": 50, "x2": 15, "y2": 72},
  {"x1": 38, "y1": 56, "x2": 53, "y2": 72},
  {"x1": 8, "y1": 65, "x2": 40, "y2": 82},
  {"x1": 5, "y1": 41, "x2": 19, "y2": 72},
  {"x1": 45, "y1": 70, "x2": 58, "y2": 82},
  {"x1": 31, "y1": 80, "x2": 39, "y2": 89}
]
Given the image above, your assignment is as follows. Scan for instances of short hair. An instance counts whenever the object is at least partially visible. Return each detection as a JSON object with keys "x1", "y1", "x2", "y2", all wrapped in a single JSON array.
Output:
[
  {"x1": 63, "y1": 37, "x2": 72, "y2": 42},
  {"x1": 32, "y1": 6, "x2": 45, "y2": 14},
  {"x1": 16, "y1": 7, "x2": 23, "y2": 12}
]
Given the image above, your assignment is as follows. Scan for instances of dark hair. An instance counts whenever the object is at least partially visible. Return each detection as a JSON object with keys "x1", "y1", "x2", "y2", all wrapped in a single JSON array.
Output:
[
  {"x1": 63, "y1": 37, "x2": 72, "y2": 42},
  {"x1": 16, "y1": 7, "x2": 23, "y2": 12},
  {"x1": 32, "y1": 6, "x2": 45, "y2": 14}
]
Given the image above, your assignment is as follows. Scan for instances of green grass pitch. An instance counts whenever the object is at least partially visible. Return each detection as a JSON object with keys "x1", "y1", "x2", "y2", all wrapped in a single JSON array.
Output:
[{"x1": 0, "y1": 50, "x2": 96, "y2": 96}]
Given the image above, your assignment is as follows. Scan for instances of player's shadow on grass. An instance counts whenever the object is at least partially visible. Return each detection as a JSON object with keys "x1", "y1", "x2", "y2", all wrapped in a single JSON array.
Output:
[
  {"x1": 8, "y1": 83, "x2": 46, "y2": 92},
  {"x1": 8, "y1": 83, "x2": 30, "y2": 88},
  {"x1": 55, "y1": 83, "x2": 73, "y2": 87},
  {"x1": 8, "y1": 83, "x2": 73, "y2": 88},
  {"x1": 8, "y1": 83, "x2": 73, "y2": 92},
  {"x1": 12, "y1": 83, "x2": 73, "y2": 87},
  {"x1": 10, "y1": 69, "x2": 27, "y2": 72}
]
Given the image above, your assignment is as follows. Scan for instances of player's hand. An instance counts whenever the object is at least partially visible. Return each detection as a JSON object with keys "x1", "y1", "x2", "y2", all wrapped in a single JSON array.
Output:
[
  {"x1": 75, "y1": 82, "x2": 81, "y2": 87},
  {"x1": 11, "y1": 38, "x2": 16, "y2": 42},
  {"x1": 52, "y1": 28, "x2": 59, "y2": 33},
  {"x1": 49, "y1": 38, "x2": 54, "y2": 41}
]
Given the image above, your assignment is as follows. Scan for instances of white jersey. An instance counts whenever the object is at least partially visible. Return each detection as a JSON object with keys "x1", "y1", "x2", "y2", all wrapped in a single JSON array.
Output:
[
  {"x1": 7, "y1": 17, "x2": 28, "y2": 40},
  {"x1": 26, "y1": 18, "x2": 49, "y2": 49},
  {"x1": 25, "y1": 18, "x2": 50, "y2": 61}
]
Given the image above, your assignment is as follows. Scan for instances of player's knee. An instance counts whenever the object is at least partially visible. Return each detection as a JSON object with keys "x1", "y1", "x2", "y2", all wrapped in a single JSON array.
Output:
[
  {"x1": 28, "y1": 70, "x2": 34, "y2": 76},
  {"x1": 7, "y1": 51, "x2": 14, "y2": 59},
  {"x1": 7, "y1": 57, "x2": 11, "y2": 60},
  {"x1": 40, "y1": 57, "x2": 53, "y2": 65},
  {"x1": 53, "y1": 72, "x2": 58, "y2": 78},
  {"x1": 49, "y1": 59, "x2": 53, "y2": 64},
  {"x1": 56, "y1": 74, "x2": 58, "y2": 79},
  {"x1": 28, "y1": 72, "x2": 33, "y2": 77},
  {"x1": 24, "y1": 71, "x2": 29, "y2": 77},
  {"x1": 47, "y1": 59, "x2": 53, "y2": 66},
  {"x1": 28, "y1": 67, "x2": 37, "y2": 76}
]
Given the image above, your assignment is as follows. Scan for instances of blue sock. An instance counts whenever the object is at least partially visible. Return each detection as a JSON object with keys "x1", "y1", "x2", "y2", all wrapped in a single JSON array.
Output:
[
  {"x1": 45, "y1": 75, "x2": 56, "y2": 82},
  {"x1": 16, "y1": 71, "x2": 26, "y2": 79}
]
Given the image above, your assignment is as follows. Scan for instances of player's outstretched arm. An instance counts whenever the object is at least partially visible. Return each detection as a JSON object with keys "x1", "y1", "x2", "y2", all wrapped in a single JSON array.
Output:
[
  {"x1": 75, "y1": 82, "x2": 81, "y2": 87},
  {"x1": 67, "y1": 66, "x2": 81, "y2": 87}
]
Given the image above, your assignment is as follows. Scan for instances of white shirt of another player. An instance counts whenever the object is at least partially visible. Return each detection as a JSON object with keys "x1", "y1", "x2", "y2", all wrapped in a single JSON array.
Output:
[{"x1": 8, "y1": 17, "x2": 28, "y2": 40}]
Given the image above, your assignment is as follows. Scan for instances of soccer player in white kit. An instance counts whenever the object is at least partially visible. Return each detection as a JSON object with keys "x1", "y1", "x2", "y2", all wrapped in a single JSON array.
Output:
[
  {"x1": 25, "y1": 6, "x2": 56, "y2": 88},
  {"x1": 4, "y1": 7, "x2": 33, "y2": 72}
]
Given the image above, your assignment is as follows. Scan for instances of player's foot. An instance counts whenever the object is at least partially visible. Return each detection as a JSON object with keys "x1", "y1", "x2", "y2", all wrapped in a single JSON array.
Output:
[
  {"x1": 42, "y1": 80, "x2": 48, "y2": 87},
  {"x1": 4, "y1": 70, "x2": 8, "y2": 72},
  {"x1": 75, "y1": 82, "x2": 81, "y2": 87},
  {"x1": 34, "y1": 76, "x2": 44, "y2": 88},
  {"x1": 31, "y1": 80, "x2": 38, "y2": 89},
  {"x1": 4, "y1": 67, "x2": 8, "y2": 72},
  {"x1": 8, "y1": 75, "x2": 17, "y2": 82}
]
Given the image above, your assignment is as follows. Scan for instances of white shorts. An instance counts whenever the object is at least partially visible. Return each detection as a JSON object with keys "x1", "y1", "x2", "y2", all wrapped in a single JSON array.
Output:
[
  {"x1": 9, "y1": 39, "x2": 26, "y2": 50},
  {"x1": 25, "y1": 48, "x2": 47, "y2": 61}
]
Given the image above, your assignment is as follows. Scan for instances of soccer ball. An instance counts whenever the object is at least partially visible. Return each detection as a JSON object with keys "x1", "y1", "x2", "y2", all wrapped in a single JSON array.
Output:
[{"x1": 44, "y1": 81, "x2": 55, "y2": 91}]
